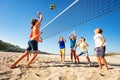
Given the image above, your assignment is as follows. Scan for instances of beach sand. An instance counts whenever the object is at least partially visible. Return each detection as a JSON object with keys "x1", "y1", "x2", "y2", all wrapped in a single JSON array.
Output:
[{"x1": 0, "y1": 52, "x2": 120, "y2": 80}]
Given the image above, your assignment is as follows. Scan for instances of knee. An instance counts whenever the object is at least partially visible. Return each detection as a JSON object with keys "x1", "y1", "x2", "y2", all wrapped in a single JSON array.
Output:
[
  {"x1": 100, "y1": 57, "x2": 105, "y2": 60},
  {"x1": 25, "y1": 51, "x2": 30, "y2": 55},
  {"x1": 34, "y1": 51, "x2": 39, "y2": 55}
]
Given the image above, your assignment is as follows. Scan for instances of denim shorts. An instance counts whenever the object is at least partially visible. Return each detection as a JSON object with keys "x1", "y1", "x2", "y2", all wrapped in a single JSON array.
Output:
[
  {"x1": 96, "y1": 46, "x2": 106, "y2": 57},
  {"x1": 26, "y1": 40, "x2": 38, "y2": 51},
  {"x1": 79, "y1": 51, "x2": 88, "y2": 56}
]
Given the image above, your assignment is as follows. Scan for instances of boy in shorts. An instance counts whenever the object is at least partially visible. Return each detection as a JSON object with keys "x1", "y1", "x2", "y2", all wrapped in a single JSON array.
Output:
[
  {"x1": 75, "y1": 37, "x2": 91, "y2": 66},
  {"x1": 94, "y1": 28, "x2": 108, "y2": 70}
]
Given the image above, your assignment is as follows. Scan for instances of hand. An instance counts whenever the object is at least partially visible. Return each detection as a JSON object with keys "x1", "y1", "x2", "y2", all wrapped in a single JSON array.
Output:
[
  {"x1": 100, "y1": 45, "x2": 103, "y2": 49},
  {"x1": 39, "y1": 37, "x2": 43, "y2": 42},
  {"x1": 37, "y1": 12, "x2": 42, "y2": 18},
  {"x1": 40, "y1": 31, "x2": 43, "y2": 34},
  {"x1": 37, "y1": 12, "x2": 41, "y2": 15},
  {"x1": 94, "y1": 48, "x2": 96, "y2": 51},
  {"x1": 73, "y1": 30, "x2": 76, "y2": 35}
]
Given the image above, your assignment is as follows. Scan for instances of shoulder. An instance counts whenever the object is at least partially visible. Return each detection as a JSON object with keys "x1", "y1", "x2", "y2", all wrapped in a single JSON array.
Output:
[
  {"x1": 80, "y1": 42, "x2": 84, "y2": 45},
  {"x1": 70, "y1": 39, "x2": 72, "y2": 41},
  {"x1": 94, "y1": 34, "x2": 103, "y2": 39},
  {"x1": 34, "y1": 23, "x2": 40, "y2": 28},
  {"x1": 73, "y1": 39, "x2": 76, "y2": 42},
  {"x1": 76, "y1": 42, "x2": 80, "y2": 45},
  {"x1": 33, "y1": 25, "x2": 39, "y2": 29}
]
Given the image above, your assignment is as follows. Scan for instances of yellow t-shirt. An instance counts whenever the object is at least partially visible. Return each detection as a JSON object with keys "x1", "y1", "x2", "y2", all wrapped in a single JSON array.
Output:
[{"x1": 77, "y1": 42, "x2": 88, "y2": 52}]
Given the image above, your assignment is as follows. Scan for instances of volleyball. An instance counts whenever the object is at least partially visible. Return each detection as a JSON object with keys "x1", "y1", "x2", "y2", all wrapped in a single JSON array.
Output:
[{"x1": 50, "y1": 4, "x2": 56, "y2": 10}]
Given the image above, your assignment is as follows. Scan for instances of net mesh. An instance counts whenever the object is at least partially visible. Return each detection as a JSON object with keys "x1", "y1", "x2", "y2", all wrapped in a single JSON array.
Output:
[{"x1": 41, "y1": 0, "x2": 120, "y2": 39}]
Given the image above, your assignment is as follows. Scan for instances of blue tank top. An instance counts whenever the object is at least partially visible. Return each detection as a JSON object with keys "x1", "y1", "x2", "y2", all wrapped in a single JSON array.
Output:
[
  {"x1": 70, "y1": 39, "x2": 76, "y2": 48},
  {"x1": 59, "y1": 40, "x2": 65, "y2": 49}
]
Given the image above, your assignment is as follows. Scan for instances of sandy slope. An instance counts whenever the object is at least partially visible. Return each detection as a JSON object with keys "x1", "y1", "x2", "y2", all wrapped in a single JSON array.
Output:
[{"x1": 0, "y1": 52, "x2": 120, "y2": 80}]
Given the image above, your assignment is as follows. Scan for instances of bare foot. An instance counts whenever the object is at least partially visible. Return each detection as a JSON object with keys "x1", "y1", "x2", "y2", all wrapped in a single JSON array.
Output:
[
  {"x1": 60, "y1": 61, "x2": 62, "y2": 64},
  {"x1": 89, "y1": 63, "x2": 91, "y2": 67},
  {"x1": 74, "y1": 61, "x2": 77, "y2": 64},
  {"x1": 98, "y1": 67, "x2": 102, "y2": 69},
  {"x1": 25, "y1": 65, "x2": 30, "y2": 70},
  {"x1": 10, "y1": 64, "x2": 17, "y2": 69},
  {"x1": 78, "y1": 61, "x2": 80, "y2": 64},
  {"x1": 71, "y1": 60, "x2": 73, "y2": 64},
  {"x1": 105, "y1": 67, "x2": 108, "y2": 71}
]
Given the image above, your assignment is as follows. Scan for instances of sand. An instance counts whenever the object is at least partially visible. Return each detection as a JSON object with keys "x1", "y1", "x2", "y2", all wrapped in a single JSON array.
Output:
[{"x1": 0, "y1": 52, "x2": 120, "y2": 80}]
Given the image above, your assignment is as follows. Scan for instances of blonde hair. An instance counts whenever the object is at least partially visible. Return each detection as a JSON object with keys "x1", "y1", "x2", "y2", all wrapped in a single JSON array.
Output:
[{"x1": 95, "y1": 28, "x2": 103, "y2": 34}]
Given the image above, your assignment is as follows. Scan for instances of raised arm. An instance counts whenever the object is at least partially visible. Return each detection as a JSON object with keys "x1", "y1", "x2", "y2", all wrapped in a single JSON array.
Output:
[
  {"x1": 35, "y1": 12, "x2": 43, "y2": 28},
  {"x1": 73, "y1": 31, "x2": 77, "y2": 39},
  {"x1": 68, "y1": 34, "x2": 71, "y2": 40},
  {"x1": 58, "y1": 37, "x2": 60, "y2": 44},
  {"x1": 74, "y1": 43, "x2": 77, "y2": 49},
  {"x1": 85, "y1": 42, "x2": 89, "y2": 47},
  {"x1": 62, "y1": 37, "x2": 66, "y2": 42}
]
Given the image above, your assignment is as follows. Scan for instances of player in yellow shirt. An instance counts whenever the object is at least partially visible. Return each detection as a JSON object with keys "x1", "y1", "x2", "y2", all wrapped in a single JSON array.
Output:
[{"x1": 75, "y1": 37, "x2": 91, "y2": 66}]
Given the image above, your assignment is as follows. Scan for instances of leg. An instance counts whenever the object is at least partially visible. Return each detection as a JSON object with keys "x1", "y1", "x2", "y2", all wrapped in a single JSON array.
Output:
[
  {"x1": 70, "y1": 50, "x2": 73, "y2": 63},
  {"x1": 10, "y1": 51, "x2": 30, "y2": 69},
  {"x1": 86, "y1": 56, "x2": 91, "y2": 66},
  {"x1": 97, "y1": 57, "x2": 102, "y2": 69},
  {"x1": 96, "y1": 47, "x2": 102, "y2": 69},
  {"x1": 26, "y1": 51, "x2": 38, "y2": 68},
  {"x1": 60, "y1": 50, "x2": 62, "y2": 63},
  {"x1": 73, "y1": 50, "x2": 76, "y2": 63},
  {"x1": 76, "y1": 55, "x2": 80, "y2": 64},
  {"x1": 101, "y1": 57, "x2": 108, "y2": 70},
  {"x1": 62, "y1": 53, "x2": 65, "y2": 62},
  {"x1": 63, "y1": 49, "x2": 65, "y2": 62},
  {"x1": 64, "y1": 52, "x2": 65, "y2": 62},
  {"x1": 60, "y1": 54, "x2": 62, "y2": 63},
  {"x1": 100, "y1": 46, "x2": 108, "y2": 70},
  {"x1": 61, "y1": 49, "x2": 65, "y2": 62},
  {"x1": 27, "y1": 53, "x2": 29, "y2": 61},
  {"x1": 26, "y1": 40, "x2": 39, "y2": 69},
  {"x1": 26, "y1": 40, "x2": 32, "y2": 62}
]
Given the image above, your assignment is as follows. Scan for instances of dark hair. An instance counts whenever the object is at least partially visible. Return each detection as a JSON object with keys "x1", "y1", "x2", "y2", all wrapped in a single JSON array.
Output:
[
  {"x1": 31, "y1": 18, "x2": 38, "y2": 26},
  {"x1": 80, "y1": 37, "x2": 85, "y2": 41}
]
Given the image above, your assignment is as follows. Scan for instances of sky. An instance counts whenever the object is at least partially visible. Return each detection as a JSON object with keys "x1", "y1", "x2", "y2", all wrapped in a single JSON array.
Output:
[{"x1": 0, "y1": 0, "x2": 120, "y2": 55}]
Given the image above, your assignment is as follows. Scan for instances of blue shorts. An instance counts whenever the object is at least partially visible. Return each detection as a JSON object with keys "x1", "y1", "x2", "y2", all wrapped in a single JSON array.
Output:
[
  {"x1": 79, "y1": 51, "x2": 88, "y2": 56},
  {"x1": 26, "y1": 40, "x2": 38, "y2": 51},
  {"x1": 96, "y1": 46, "x2": 106, "y2": 57}
]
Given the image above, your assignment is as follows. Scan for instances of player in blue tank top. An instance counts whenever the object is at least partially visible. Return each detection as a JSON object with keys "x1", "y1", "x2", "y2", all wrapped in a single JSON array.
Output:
[
  {"x1": 68, "y1": 31, "x2": 77, "y2": 63},
  {"x1": 59, "y1": 40, "x2": 65, "y2": 49}
]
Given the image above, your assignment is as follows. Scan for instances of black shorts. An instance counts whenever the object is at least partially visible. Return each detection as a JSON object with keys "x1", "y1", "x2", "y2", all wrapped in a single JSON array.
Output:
[
  {"x1": 96, "y1": 46, "x2": 106, "y2": 57},
  {"x1": 26, "y1": 40, "x2": 38, "y2": 51}
]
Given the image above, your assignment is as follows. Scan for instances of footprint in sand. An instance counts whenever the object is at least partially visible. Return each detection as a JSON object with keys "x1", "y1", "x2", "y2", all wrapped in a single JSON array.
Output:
[
  {"x1": 0, "y1": 70, "x2": 11, "y2": 80},
  {"x1": 49, "y1": 75, "x2": 76, "y2": 80},
  {"x1": 36, "y1": 69, "x2": 51, "y2": 78},
  {"x1": 66, "y1": 74, "x2": 77, "y2": 80},
  {"x1": 0, "y1": 70, "x2": 11, "y2": 75},
  {"x1": 22, "y1": 69, "x2": 51, "y2": 80},
  {"x1": 48, "y1": 76, "x2": 59, "y2": 80},
  {"x1": 59, "y1": 76, "x2": 67, "y2": 80}
]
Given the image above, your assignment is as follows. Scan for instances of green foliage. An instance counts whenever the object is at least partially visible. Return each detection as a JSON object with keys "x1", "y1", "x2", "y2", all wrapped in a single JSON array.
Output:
[
  {"x1": 0, "y1": 40, "x2": 53, "y2": 54},
  {"x1": 105, "y1": 52, "x2": 120, "y2": 56},
  {"x1": 0, "y1": 40, "x2": 25, "y2": 52}
]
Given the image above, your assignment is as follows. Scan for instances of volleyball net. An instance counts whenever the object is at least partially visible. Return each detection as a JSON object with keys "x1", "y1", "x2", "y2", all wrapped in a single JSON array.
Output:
[{"x1": 41, "y1": 0, "x2": 120, "y2": 40}]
